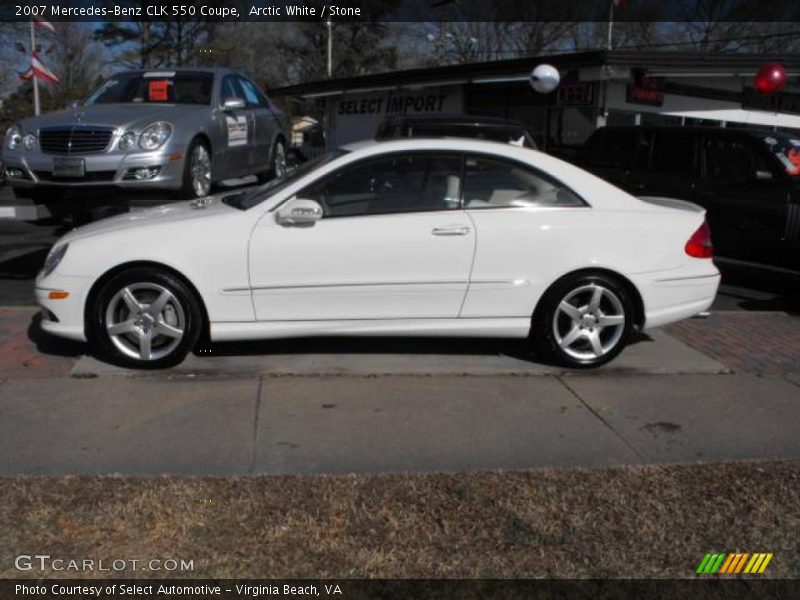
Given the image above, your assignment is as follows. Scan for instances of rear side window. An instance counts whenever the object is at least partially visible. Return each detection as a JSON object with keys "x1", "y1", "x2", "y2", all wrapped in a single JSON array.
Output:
[
  {"x1": 582, "y1": 129, "x2": 635, "y2": 169},
  {"x1": 649, "y1": 131, "x2": 697, "y2": 176},
  {"x1": 703, "y1": 135, "x2": 770, "y2": 182},
  {"x1": 463, "y1": 156, "x2": 585, "y2": 209}
]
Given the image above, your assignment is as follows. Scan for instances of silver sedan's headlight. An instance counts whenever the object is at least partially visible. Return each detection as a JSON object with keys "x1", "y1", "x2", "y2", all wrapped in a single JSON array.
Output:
[
  {"x1": 23, "y1": 133, "x2": 37, "y2": 151},
  {"x1": 5, "y1": 125, "x2": 22, "y2": 150},
  {"x1": 42, "y1": 243, "x2": 69, "y2": 277},
  {"x1": 139, "y1": 122, "x2": 172, "y2": 150},
  {"x1": 118, "y1": 130, "x2": 136, "y2": 151}
]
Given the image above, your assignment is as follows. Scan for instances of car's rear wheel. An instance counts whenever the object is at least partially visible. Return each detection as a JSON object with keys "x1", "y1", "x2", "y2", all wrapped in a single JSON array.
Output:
[
  {"x1": 179, "y1": 139, "x2": 212, "y2": 199},
  {"x1": 532, "y1": 273, "x2": 634, "y2": 368},
  {"x1": 89, "y1": 268, "x2": 202, "y2": 369},
  {"x1": 256, "y1": 139, "x2": 286, "y2": 184}
]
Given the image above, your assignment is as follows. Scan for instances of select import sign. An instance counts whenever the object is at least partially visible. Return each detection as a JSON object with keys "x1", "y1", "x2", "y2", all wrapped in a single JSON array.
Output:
[{"x1": 328, "y1": 86, "x2": 464, "y2": 146}]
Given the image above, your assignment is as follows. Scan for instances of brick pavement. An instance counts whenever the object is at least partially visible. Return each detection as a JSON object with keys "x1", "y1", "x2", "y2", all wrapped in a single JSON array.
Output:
[
  {"x1": 0, "y1": 307, "x2": 78, "y2": 378},
  {"x1": 666, "y1": 312, "x2": 800, "y2": 375}
]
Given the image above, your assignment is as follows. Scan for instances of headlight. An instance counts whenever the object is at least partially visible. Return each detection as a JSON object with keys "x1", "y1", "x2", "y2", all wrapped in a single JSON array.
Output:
[
  {"x1": 139, "y1": 122, "x2": 171, "y2": 150},
  {"x1": 42, "y1": 243, "x2": 68, "y2": 277},
  {"x1": 5, "y1": 125, "x2": 22, "y2": 150},
  {"x1": 23, "y1": 133, "x2": 37, "y2": 151},
  {"x1": 118, "y1": 130, "x2": 136, "y2": 151}
]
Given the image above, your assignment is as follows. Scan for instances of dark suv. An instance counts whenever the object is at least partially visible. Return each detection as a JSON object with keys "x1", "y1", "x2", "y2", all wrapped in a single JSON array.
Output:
[
  {"x1": 376, "y1": 115, "x2": 537, "y2": 149},
  {"x1": 579, "y1": 126, "x2": 800, "y2": 272}
]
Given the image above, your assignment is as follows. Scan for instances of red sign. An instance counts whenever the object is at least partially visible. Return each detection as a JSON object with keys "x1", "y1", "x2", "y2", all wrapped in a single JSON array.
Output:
[
  {"x1": 149, "y1": 80, "x2": 169, "y2": 101},
  {"x1": 557, "y1": 82, "x2": 594, "y2": 106}
]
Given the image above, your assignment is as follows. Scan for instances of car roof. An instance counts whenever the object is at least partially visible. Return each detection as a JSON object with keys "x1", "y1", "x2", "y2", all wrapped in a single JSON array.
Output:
[{"x1": 114, "y1": 67, "x2": 240, "y2": 76}]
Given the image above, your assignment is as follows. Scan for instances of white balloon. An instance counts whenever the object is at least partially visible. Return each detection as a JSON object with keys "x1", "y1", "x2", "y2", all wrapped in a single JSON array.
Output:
[{"x1": 530, "y1": 64, "x2": 560, "y2": 93}]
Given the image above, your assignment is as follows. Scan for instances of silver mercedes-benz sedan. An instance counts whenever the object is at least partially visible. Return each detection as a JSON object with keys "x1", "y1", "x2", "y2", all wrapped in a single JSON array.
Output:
[{"x1": 3, "y1": 68, "x2": 289, "y2": 202}]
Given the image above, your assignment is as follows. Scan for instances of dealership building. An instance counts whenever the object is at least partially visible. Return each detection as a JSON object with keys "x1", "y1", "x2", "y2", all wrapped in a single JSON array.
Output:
[{"x1": 271, "y1": 50, "x2": 800, "y2": 155}]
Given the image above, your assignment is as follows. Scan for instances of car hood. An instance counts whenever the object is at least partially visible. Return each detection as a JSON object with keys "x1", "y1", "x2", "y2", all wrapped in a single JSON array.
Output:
[
  {"x1": 21, "y1": 104, "x2": 207, "y2": 132},
  {"x1": 59, "y1": 197, "x2": 236, "y2": 244}
]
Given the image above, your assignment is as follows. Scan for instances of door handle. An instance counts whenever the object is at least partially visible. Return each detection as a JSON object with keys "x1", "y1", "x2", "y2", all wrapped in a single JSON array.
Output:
[{"x1": 432, "y1": 226, "x2": 470, "y2": 236}]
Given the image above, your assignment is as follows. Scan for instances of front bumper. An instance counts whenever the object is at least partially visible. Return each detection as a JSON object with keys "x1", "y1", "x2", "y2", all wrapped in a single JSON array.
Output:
[
  {"x1": 3, "y1": 146, "x2": 186, "y2": 191},
  {"x1": 35, "y1": 272, "x2": 95, "y2": 342}
]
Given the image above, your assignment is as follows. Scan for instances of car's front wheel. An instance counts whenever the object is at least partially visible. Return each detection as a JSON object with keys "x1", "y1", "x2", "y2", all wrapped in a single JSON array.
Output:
[
  {"x1": 532, "y1": 273, "x2": 634, "y2": 368},
  {"x1": 89, "y1": 268, "x2": 202, "y2": 369},
  {"x1": 178, "y1": 139, "x2": 212, "y2": 199}
]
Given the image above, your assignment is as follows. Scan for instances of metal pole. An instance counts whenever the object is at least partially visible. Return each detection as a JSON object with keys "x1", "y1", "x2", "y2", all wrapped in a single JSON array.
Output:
[
  {"x1": 30, "y1": 20, "x2": 40, "y2": 116},
  {"x1": 607, "y1": 2, "x2": 614, "y2": 51},
  {"x1": 326, "y1": 19, "x2": 333, "y2": 78}
]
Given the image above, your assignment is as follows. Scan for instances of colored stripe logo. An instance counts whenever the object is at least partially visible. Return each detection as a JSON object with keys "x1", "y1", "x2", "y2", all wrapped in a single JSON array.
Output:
[{"x1": 696, "y1": 552, "x2": 773, "y2": 574}]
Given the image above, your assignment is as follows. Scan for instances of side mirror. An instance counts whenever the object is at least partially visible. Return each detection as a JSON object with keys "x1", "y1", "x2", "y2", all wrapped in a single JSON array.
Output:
[
  {"x1": 275, "y1": 198, "x2": 323, "y2": 227},
  {"x1": 755, "y1": 170, "x2": 774, "y2": 181},
  {"x1": 222, "y1": 97, "x2": 246, "y2": 110}
]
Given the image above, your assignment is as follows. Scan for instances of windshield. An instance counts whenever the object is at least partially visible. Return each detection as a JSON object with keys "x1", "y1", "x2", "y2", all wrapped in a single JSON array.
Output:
[
  {"x1": 223, "y1": 151, "x2": 346, "y2": 211},
  {"x1": 85, "y1": 72, "x2": 214, "y2": 105},
  {"x1": 762, "y1": 134, "x2": 800, "y2": 176}
]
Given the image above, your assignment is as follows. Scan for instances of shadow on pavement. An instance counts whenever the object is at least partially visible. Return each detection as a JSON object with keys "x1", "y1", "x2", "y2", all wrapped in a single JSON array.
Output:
[
  {"x1": 26, "y1": 313, "x2": 85, "y2": 358},
  {"x1": 715, "y1": 261, "x2": 800, "y2": 314},
  {"x1": 194, "y1": 331, "x2": 654, "y2": 363}
]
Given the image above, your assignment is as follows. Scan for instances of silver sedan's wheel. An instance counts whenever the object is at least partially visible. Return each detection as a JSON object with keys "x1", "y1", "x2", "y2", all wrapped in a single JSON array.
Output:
[
  {"x1": 273, "y1": 141, "x2": 287, "y2": 178},
  {"x1": 104, "y1": 282, "x2": 186, "y2": 362},
  {"x1": 552, "y1": 283, "x2": 626, "y2": 362},
  {"x1": 189, "y1": 144, "x2": 212, "y2": 197}
]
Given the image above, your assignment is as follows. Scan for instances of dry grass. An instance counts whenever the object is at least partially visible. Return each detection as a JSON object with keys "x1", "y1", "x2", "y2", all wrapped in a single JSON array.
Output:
[{"x1": 1, "y1": 461, "x2": 799, "y2": 579}]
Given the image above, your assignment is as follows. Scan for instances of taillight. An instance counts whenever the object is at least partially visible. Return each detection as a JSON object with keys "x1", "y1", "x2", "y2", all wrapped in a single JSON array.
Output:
[{"x1": 685, "y1": 220, "x2": 713, "y2": 258}]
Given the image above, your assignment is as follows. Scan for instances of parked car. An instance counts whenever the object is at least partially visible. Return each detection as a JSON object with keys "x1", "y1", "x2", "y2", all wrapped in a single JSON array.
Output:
[
  {"x1": 36, "y1": 138, "x2": 718, "y2": 369},
  {"x1": 376, "y1": 114, "x2": 537, "y2": 149},
  {"x1": 578, "y1": 125, "x2": 800, "y2": 272},
  {"x1": 3, "y1": 68, "x2": 289, "y2": 204}
]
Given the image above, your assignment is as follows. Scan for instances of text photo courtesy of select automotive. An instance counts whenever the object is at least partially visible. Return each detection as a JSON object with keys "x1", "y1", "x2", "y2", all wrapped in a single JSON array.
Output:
[{"x1": 1, "y1": 2, "x2": 800, "y2": 587}]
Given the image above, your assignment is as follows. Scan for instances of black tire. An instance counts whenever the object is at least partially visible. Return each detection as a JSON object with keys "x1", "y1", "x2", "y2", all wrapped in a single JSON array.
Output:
[
  {"x1": 532, "y1": 272, "x2": 635, "y2": 368},
  {"x1": 88, "y1": 267, "x2": 203, "y2": 369},
  {"x1": 178, "y1": 138, "x2": 212, "y2": 199},
  {"x1": 256, "y1": 138, "x2": 286, "y2": 184}
]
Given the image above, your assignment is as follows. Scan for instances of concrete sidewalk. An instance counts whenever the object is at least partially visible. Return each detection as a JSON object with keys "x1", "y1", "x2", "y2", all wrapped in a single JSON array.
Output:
[{"x1": 1, "y1": 373, "x2": 798, "y2": 475}]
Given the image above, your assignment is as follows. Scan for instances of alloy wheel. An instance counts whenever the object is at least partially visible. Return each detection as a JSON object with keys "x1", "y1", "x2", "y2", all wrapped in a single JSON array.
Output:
[
  {"x1": 104, "y1": 282, "x2": 186, "y2": 361},
  {"x1": 273, "y1": 143, "x2": 286, "y2": 178},
  {"x1": 552, "y1": 283, "x2": 626, "y2": 361},
  {"x1": 190, "y1": 144, "x2": 212, "y2": 197}
]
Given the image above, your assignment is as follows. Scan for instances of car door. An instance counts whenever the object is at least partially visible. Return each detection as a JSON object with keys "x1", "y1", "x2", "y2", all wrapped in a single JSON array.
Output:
[
  {"x1": 459, "y1": 154, "x2": 589, "y2": 318},
  {"x1": 627, "y1": 129, "x2": 699, "y2": 200},
  {"x1": 696, "y1": 132, "x2": 790, "y2": 265},
  {"x1": 247, "y1": 152, "x2": 474, "y2": 321},
  {"x1": 238, "y1": 76, "x2": 277, "y2": 172},
  {"x1": 218, "y1": 74, "x2": 255, "y2": 176},
  {"x1": 579, "y1": 128, "x2": 636, "y2": 189}
]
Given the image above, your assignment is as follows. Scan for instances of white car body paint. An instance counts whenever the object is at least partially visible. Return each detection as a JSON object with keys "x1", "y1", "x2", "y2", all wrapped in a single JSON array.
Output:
[{"x1": 36, "y1": 138, "x2": 720, "y2": 344}]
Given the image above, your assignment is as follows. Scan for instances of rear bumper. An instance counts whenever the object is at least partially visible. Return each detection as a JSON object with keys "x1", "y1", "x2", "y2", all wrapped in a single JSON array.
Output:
[{"x1": 634, "y1": 266, "x2": 721, "y2": 330}]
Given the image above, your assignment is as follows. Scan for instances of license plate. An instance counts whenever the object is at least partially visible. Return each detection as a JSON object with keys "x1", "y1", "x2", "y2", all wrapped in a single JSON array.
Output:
[{"x1": 52, "y1": 157, "x2": 85, "y2": 178}]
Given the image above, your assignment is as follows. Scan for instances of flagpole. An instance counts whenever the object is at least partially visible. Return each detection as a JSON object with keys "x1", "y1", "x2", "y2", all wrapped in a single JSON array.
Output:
[{"x1": 30, "y1": 20, "x2": 40, "y2": 115}]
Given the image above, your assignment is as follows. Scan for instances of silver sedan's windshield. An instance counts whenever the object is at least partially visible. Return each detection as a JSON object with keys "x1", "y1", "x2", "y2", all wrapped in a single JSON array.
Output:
[
  {"x1": 85, "y1": 72, "x2": 214, "y2": 105},
  {"x1": 223, "y1": 151, "x2": 345, "y2": 210}
]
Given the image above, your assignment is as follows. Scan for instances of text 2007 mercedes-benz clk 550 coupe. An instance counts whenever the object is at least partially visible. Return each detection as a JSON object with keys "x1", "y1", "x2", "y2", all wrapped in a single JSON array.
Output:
[{"x1": 35, "y1": 138, "x2": 720, "y2": 369}]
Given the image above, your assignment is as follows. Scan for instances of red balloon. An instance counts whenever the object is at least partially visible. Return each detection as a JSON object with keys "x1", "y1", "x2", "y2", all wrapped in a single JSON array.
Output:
[{"x1": 754, "y1": 63, "x2": 787, "y2": 95}]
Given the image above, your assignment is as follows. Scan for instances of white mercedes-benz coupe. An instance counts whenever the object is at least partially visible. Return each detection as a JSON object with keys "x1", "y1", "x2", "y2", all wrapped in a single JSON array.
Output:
[{"x1": 35, "y1": 138, "x2": 720, "y2": 369}]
